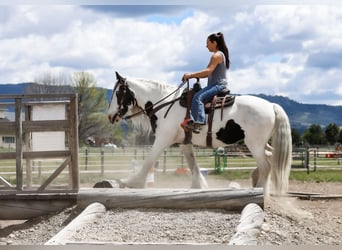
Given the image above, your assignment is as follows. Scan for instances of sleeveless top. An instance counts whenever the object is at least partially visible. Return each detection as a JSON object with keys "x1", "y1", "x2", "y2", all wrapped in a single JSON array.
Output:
[{"x1": 207, "y1": 51, "x2": 227, "y2": 86}]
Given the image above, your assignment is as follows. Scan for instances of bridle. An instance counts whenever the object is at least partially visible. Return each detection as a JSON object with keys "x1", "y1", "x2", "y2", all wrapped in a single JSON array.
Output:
[
  {"x1": 109, "y1": 76, "x2": 143, "y2": 122},
  {"x1": 109, "y1": 74, "x2": 187, "y2": 123}
]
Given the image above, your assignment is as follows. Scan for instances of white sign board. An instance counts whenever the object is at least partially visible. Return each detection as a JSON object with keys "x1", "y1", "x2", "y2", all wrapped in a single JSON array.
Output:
[{"x1": 31, "y1": 103, "x2": 66, "y2": 151}]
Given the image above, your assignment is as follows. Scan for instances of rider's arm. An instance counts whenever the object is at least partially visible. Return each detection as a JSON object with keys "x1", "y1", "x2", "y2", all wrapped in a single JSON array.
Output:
[{"x1": 182, "y1": 52, "x2": 222, "y2": 81}]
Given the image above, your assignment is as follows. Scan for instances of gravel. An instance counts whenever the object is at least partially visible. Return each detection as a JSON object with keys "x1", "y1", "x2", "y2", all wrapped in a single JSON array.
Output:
[
  {"x1": 1, "y1": 181, "x2": 341, "y2": 245},
  {"x1": 71, "y1": 208, "x2": 239, "y2": 244}
]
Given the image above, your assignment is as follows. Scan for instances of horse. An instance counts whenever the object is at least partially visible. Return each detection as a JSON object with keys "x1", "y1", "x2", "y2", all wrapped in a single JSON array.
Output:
[{"x1": 107, "y1": 72, "x2": 292, "y2": 196}]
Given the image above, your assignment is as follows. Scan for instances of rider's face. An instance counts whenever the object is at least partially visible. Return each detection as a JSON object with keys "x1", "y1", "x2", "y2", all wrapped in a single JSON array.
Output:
[{"x1": 206, "y1": 38, "x2": 217, "y2": 52}]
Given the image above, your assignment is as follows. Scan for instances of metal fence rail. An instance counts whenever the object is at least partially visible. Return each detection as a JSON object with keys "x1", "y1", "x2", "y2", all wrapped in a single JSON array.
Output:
[{"x1": 1, "y1": 145, "x2": 341, "y2": 187}]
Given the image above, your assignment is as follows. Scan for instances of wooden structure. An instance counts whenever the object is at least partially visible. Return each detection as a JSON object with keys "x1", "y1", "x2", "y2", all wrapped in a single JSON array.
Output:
[
  {"x1": 28, "y1": 101, "x2": 67, "y2": 152},
  {"x1": 0, "y1": 109, "x2": 15, "y2": 149},
  {"x1": 229, "y1": 203, "x2": 264, "y2": 245},
  {"x1": 78, "y1": 187, "x2": 264, "y2": 211},
  {"x1": 25, "y1": 100, "x2": 69, "y2": 188},
  {"x1": 0, "y1": 94, "x2": 79, "y2": 219},
  {"x1": 0, "y1": 192, "x2": 76, "y2": 220},
  {"x1": 45, "y1": 202, "x2": 106, "y2": 245}
]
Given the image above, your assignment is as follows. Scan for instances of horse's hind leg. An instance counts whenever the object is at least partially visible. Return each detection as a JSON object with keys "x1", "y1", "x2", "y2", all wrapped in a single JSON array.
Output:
[
  {"x1": 181, "y1": 144, "x2": 208, "y2": 189},
  {"x1": 248, "y1": 142, "x2": 272, "y2": 195}
]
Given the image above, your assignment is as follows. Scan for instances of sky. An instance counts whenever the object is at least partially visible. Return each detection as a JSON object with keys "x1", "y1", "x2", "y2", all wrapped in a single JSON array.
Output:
[{"x1": 0, "y1": 1, "x2": 342, "y2": 105}]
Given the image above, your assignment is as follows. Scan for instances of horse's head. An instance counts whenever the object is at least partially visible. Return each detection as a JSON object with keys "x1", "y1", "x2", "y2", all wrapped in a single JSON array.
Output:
[{"x1": 107, "y1": 72, "x2": 137, "y2": 124}]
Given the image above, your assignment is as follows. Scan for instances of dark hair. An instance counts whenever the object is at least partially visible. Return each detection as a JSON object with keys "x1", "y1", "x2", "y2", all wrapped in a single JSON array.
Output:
[{"x1": 208, "y1": 32, "x2": 230, "y2": 69}]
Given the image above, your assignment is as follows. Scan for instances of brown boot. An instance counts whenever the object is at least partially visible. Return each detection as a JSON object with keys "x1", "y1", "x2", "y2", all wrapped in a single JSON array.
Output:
[{"x1": 185, "y1": 120, "x2": 202, "y2": 134}]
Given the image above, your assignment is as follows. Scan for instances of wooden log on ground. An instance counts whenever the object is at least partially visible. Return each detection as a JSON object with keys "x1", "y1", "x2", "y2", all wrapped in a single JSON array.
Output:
[
  {"x1": 0, "y1": 200, "x2": 75, "y2": 220},
  {"x1": 45, "y1": 202, "x2": 106, "y2": 245},
  {"x1": 93, "y1": 180, "x2": 119, "y2": 188},
  {"x1": 288, "y1": 191, "x2": 342, "y2": 200},
  {"x1": 229, "y1": 203, "x2": 264, "y2": 245},
  {"x1": 77, "y1": 188, "x2": 264, "y2": 211},
  {"x1": 0, "y1": 193, "x2": 76, "y2": 220}
]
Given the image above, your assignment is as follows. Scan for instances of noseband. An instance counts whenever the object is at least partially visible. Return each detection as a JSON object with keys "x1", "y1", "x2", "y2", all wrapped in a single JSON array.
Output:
[{"x1": 110, "y1": 77, "x2": 139, "y2": 120}]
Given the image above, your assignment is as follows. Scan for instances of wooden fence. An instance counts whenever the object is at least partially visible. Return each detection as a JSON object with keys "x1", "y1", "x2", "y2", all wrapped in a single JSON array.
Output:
[{"x1": 0, "y1": 94, "x2": 79, "y2": 193}]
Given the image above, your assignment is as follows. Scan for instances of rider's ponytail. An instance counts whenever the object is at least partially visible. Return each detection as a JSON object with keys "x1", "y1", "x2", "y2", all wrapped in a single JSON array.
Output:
[{"x1": 208, "y1": 32, "x2": 230, "y2": 70}]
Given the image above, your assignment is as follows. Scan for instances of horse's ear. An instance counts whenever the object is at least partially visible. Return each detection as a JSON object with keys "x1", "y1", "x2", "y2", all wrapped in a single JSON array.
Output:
[{"x1": 115, "y1": 71, "x2": 124, "y2": 81}]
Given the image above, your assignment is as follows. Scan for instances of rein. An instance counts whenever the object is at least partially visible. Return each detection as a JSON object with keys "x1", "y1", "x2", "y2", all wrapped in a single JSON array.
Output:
[{"x1": 124, "y1": 80, "x2": 187, "y2": 120}]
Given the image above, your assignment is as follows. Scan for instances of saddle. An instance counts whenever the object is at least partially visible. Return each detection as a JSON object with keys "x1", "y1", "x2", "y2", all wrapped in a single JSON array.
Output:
[
  {"x1": 180, "y1": 84, "x2": 235, "y2": 112},
  {"x1": 179, "y1": 83, "x2": 235, "y2": 147}
]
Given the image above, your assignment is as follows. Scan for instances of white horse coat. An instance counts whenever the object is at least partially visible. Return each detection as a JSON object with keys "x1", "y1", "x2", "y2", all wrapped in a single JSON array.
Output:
[{"x1": 107, "y1": 72, "x2": 292, "y2": 196}]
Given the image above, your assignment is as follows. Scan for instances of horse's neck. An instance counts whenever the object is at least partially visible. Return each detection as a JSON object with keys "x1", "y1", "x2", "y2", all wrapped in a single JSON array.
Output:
[{"x1": 131, "y1": 78, "x2": 176, "y2": 104}]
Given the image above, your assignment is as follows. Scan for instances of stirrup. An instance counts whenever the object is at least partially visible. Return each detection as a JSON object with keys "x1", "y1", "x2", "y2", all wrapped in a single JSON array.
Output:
[
  {"x1": 181, "y1": 119, "x2": 202, "y2": 134},
  {"x1": 188, "y1": 122, "x2": 201, "y2": 134}
]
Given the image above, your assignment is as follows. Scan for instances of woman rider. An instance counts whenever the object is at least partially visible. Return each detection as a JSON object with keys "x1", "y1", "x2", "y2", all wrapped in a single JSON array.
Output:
[{"x1": 181, "y1": 32, "x2": 230, "y2": 133}]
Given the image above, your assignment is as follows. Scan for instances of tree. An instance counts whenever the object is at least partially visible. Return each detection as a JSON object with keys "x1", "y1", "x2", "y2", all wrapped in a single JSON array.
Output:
[
  {"x1": 338, "y1": 129, "x2": 342, "y2": 144},
  {"x1": 291, "y1": 128, "x2": 302, "y2": 146},
  {"x1": 34, "y1": 72, "x2": 69, "y2": 86},
  {"x1": 25, "y1": 72, "x2": 72, "y2": 96},
  {"x1": 303, "y1": 124, "x2": 326, "y2": 145},
  {"x1": 71, "y1": 72, "x2": 107, "y2": 146},
  {"x1": 325, "y1": 123, "x2": 340, "y2": 145}
]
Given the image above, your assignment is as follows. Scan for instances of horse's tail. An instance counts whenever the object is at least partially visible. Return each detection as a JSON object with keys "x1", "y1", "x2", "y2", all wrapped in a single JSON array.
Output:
[{"x1": 271, "y1": 103, "x2": 292, "y2": 196}]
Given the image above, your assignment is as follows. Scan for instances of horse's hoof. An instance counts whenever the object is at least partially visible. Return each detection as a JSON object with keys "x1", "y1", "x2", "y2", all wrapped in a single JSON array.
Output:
[{"x1": 115, "y1": 179, "x2": 126, "y2": 188}]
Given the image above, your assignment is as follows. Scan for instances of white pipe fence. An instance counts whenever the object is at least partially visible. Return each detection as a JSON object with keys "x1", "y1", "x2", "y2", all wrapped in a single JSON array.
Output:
[{"x1": 1, "y1": 146, "x2": 342, "y2": 187}]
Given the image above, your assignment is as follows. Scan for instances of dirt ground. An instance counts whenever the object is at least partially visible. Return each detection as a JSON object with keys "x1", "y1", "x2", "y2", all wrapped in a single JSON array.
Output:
[{"x1": 0, "y1": 175, "x2": 341, "y2": 245}]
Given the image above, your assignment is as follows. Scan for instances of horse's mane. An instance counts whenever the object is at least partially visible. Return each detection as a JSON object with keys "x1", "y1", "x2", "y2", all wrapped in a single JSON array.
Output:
[
  {"x1": 132, "y1": 78, "x2": 177, "y2": 95},
  {"x1": 127, "y1": 77, "x2": 178, "y2": 136}
]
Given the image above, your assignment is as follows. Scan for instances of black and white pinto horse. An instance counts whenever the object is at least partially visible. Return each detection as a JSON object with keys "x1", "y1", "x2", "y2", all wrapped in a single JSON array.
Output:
[{"x1": 107, "y1": 72, "x2": 292, "y2": 196}]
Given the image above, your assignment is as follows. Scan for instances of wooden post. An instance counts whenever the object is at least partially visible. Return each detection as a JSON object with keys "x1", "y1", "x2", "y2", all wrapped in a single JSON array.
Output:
[
  {"x1": 25, "y1": 104, "x2": 32, "y2": 188},
  {"x1": 163, "y1": 150, "x2": 167, "y2": 173},
  {"x1": 181, "y1": 151, "x2": 184, "y2": 168},
  {"x1": 85, "y1": 148, "x2": 88, "y2": 171},
  {"x1": 38, "y1": 161, "x2": 42, "y2": 183},
  {"x1": 15, "y1": 98, "x2": 23, "y2": 190},
  {"x1": 101, "y1": 150, "x2": 104, "y2": 177},
  {"x1": 69, "y1": 94, "x2": 79, "y2": 191}
]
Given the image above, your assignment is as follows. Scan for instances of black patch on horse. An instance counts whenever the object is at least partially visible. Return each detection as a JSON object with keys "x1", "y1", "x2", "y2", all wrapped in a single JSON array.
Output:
[
  {"x1": 216, "y1": 119, "x2": 245, "y2": 144},
  {"x1": 145, "y1": 101, "x2": 158, "y2": 133}
]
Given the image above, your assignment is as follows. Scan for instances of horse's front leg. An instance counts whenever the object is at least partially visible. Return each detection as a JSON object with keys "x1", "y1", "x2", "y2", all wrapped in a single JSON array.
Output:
[
  {"x1": 117, "y1": 142, "x2": 167, "y2": 188},
  {"x1": 181, "y1": 144, "x2": 208, "y2": 189}
]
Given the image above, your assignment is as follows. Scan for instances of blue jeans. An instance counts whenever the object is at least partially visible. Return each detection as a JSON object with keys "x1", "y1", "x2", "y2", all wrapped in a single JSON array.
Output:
[{"x1": 190, "y1": 84, "x2": 226, "y2": 124}]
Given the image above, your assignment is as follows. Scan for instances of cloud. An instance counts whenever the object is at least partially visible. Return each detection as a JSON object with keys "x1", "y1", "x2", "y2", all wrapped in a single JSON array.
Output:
[
  {"x1": 0, "y1": 4, "x2": 342, "y2": 106},
  {"x1": 82, "y1": 5, "x2": 187, "y2": 19},
  {"x1": 0, "y1": 6, "x2": 81, "y2": 39}
]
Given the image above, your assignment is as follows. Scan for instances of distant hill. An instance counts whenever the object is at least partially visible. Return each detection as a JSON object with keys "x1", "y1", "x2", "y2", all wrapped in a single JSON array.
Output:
[
  {"x1": 254, "y1": 94, "x2": 342, "y2": 131},
  {"x1": 1, "y1": 83, "x2": 342, "y2": 132},
  {"x1": 0, "y1": 83, "x2": 29, "y2": 95}
]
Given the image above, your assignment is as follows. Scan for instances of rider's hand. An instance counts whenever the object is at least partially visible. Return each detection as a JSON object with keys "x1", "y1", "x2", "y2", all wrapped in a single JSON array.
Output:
[{"x1": 182, "y1": 73, "x2": 192, "y2": 82}]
